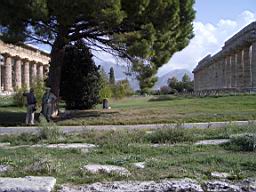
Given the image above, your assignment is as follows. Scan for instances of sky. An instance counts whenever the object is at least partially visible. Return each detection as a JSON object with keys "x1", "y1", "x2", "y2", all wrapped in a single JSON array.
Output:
[{"x1": 157, "y1": 0, "x2": 256, "y2": 76}]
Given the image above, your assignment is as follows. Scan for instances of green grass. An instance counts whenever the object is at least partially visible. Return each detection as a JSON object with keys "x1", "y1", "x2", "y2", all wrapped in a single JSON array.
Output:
[
  {"x1": 1, "y1": 94, "x2": 256, "y2": 126},
  {"x1": 0, "y1": 125, "x2": 255, "y2": 185}
]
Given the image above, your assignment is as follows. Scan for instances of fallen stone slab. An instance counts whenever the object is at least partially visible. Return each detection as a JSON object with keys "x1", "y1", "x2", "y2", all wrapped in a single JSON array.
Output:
[
  {"x1": 82, "y1": 164, "x2": 131, "y2": 176},
  {"x1": 211, "y1": 172, "x2": 232, "y2": 179},
  {"x1": 33, "y1": 143, "x2": 97, "y2": 152},
  {"x1": 194, "y1": 139, "x2": 230, "y2": 146},
  {"x1": 132, "y1": 162, "x2": 145, "y2": 169},
  {"x1": 0, "y1": 176, "x2": 56, "y2": 192},
  {"x1": 60, "y1": 178, "x2": 204, "y2": 192},
  {"x1": 0, "y1": 164, "x2": 12, "y2": 173}
]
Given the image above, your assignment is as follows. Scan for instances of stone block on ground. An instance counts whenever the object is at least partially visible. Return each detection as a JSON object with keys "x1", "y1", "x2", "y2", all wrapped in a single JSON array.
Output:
[
  {"x1": 211, "y1": 172, "x2": 232, "y2": 179},
  {"x1": 194, "y1": 139, "x2": 230, "y2": 146},
  {"x1": 82, "y1": 164, "x2": 131, "y2": 176},
  {"x1": 0, "y1": 176, "x2": 56, "y2": 192},
  {"x1": 132, "y1": 162, "x2": 145, "y2": 169},
  {"x1": 60, "y1": 179, "x2": 203, "y2": 192}
]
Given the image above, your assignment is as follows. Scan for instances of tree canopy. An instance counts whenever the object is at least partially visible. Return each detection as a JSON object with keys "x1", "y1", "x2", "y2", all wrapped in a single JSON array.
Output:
[{"x1": 0, "y1": 0, "x2": 195, "y2": 96}]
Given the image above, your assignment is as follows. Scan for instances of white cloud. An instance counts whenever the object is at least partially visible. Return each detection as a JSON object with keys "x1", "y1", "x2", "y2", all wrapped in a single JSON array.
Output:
[{"x1": 157, "y1": 10, "x2": 256, "y2": 76}]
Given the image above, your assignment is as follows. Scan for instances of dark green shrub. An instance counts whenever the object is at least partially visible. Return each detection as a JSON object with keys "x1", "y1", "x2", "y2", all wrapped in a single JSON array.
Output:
[
  {"x1": 13, "y1": 85, "x2": 27, "y2": 107},
  {"x1": 225, "y1": 134, "x2": 256, "y2": 151},
  {"x1": 60, "y1": 41, "x2": 101, "y2": 109}
]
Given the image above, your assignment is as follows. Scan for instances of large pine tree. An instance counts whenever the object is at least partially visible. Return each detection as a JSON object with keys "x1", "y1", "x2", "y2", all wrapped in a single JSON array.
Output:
[{"x1": 0, "y1": 0, "x2": 195, "y2": 96}]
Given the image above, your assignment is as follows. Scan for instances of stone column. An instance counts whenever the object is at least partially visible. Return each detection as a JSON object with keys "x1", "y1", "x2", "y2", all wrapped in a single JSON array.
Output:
[
  {"x1": 231, "y1": 54, "x2": 237, "y2": 88},
  {"x1": 43, "y1": 65, "x2": 49, "y2": 78},
  {"x1": 252, "y1": 43, "x2": 256, "y2": 89},
  {"x1": 14, "y1": 57, "x2": 22, "y2": 89},
  {"x1": 37, "y1": 63, "x2": 44, "y2": 80},
  {"x1": 23, "y1": 60, "x2": 30, "y2": 89},
  {"x1": 3, "y1": 55, "x2": 13, "y2": 92},
  {"x1": 243, "y1": 46, "x2": 252, "y2": 89},
  {"x1": 31, "y1": 62, "x2": 37, "y2": 83},
  {"x1": 237, "y1": 49, "x2": 244, "y2": 89}
]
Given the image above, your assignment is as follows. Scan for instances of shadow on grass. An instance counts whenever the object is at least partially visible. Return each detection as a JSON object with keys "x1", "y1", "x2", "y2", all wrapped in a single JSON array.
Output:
[
  {"x1": 55, "y1": 110, "x2": 120, "y2": 122},
  {"x1": 0, "y1": 111, "x2": 27, "y2": 126}
]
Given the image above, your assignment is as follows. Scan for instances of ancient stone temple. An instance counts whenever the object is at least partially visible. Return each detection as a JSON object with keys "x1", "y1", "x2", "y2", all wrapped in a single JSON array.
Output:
[
  {"x1": 193, "y1": 21, "x2": 256, "y2": 92},
  {"x1": 0, "y1": 40, "x2": 50, "y2": 94}
]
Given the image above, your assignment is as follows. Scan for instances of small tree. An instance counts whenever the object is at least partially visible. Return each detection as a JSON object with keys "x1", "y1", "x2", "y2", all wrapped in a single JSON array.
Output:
[
  {"x1": 109, "y1": 67, "x2": 115, "y2": 85},
  {"x1": 168, "y1": 77, "x2": 178, "y2": 90},
  {"x1": 113, "y1": 79, "x2": 133, "y2": 99},
  {"x1": 60, "y1": 41, "x2": 101, "y2": 110},
  {"x1": 99, "y1": 69, "x2": 113, "y2": 101}
]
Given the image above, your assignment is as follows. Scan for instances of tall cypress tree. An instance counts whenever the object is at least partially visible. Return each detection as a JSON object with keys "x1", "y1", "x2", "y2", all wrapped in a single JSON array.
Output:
[
  {"x1": 109, "y1": 67, "x2": 115, "y2": 85},
  {"x1": 60, "y1": 41, "x2": 100, "y2": 110}
]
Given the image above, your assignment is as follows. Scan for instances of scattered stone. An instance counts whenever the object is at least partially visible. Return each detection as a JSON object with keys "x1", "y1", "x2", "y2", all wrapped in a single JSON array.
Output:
[
  {"x1": 203, "y1": 180, "x2": 241, "y2": 192},
  {"x1": 0, "y1": 165, "x2": 12, "y2": 173},
  {"x1": 132, "y1": 162, "x2": 145, "y2": 169},
  {"x1": 194, "y1": 139, "x2": 230, "y2": 146},
  {"x1": 0, "y1": 142, "x2": 11, "y2": 147},
  {"x1": 211, "y1": 172, "x2": 232, "y2": 179},
  {"x1": 0, "y1": 176, "x2": 56, "y2": 192},
  {"x1": 82, "y1": 164, "x2": 131, "y2": 176},
  {"x1": 32, "y1": 143, "x2": 97, "y2": 152},
  {"x1": 60, "y1": 179, "x2": 203, "y2": 192}
]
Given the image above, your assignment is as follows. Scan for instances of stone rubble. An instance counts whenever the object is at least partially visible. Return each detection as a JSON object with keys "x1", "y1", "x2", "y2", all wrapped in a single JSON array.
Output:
[
  {"x1": 82, "y1": 164, "x2": 131, "y2": 176},
  {"x1": 0, "y1": 164, "x2": 12, "y2": 173},
  {"x1": 203, "y1": 180, "x2": 242, "y2": 192},
  {"x1": 0, "y1": 176, "x2": 56, "y2": 192},
  {"x1": 60, "y1": 179, "x2": 204, "y2": 192}
]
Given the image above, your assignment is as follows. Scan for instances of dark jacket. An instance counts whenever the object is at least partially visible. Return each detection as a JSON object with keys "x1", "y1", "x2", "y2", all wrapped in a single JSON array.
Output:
[{"x1": 23, "y1": 92, "x2": 37, "y2": 105}]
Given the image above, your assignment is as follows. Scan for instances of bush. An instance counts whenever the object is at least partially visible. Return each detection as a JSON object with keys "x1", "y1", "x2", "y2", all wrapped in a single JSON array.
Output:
[
  {"x1": 160, "y1": 85, "x2": 171, "y2": 95},
  {"x1": 144, "y1": 128, "x2": 194, "y2": 144},
  {"x1": 31, "y1": 79, "x2": 45, "y2": 107},
  {"x1": 13, "y1": 85, "x2": 27, "y2": 107},
  {"x1": 225, "y1": 134, "x2": 256, "y2": 152},
  {"x1": 148, "y1": 95, "x2": 178, "y2": 102}
]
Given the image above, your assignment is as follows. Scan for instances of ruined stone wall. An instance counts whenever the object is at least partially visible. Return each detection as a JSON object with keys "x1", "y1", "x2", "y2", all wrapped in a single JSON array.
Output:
[{"x1": 193, "y1": 21, "x2": 256, "y2": 92}]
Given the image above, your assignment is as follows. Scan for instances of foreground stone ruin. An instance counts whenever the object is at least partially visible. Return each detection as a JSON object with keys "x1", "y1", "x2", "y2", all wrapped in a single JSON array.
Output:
[{"x1": 193, "y1": 21, "x2": 256, "y2": 93}]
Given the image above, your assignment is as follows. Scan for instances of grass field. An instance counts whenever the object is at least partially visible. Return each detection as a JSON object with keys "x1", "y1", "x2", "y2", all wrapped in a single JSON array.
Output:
[
  {"x1": 1, "y1": 94, "x2": 256, "y2": 126},
  {"x1": 0, "y1": 125, "x2": 255, "y2": 185}
]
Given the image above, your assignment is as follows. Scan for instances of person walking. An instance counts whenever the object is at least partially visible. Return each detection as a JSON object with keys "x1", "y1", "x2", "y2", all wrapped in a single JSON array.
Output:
[{"x1": 23, "y1": 88, "x2": 37, "y2": 125}]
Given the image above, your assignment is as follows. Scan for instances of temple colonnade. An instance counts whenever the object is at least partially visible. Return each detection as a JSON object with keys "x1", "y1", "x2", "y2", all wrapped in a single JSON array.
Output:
[
  {"x1": 193, "y1": 21, "x2": 256, "y2": 92},
  {"x1": 0, "y1": 40, "x2": 50, "y2": 93}
]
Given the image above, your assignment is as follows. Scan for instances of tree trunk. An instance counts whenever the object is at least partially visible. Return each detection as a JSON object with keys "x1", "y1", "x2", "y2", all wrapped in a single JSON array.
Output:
[{"x1": 47, "y1": 35, "x2": 66, "y2": 98}]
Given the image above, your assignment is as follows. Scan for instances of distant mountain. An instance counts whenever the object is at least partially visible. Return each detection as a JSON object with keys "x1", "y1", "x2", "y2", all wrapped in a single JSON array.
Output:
[
  {"x1": 95, "y1": 60, "x2": 193, "y2": 91},
  {"x1": 153, "y1": 69, "x2": 193, "y2": 90}
]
